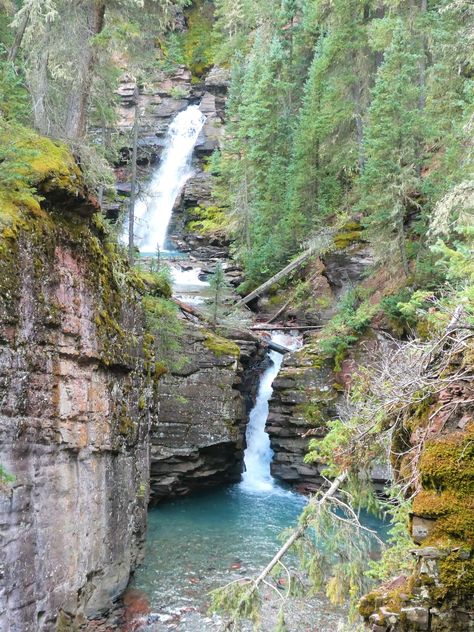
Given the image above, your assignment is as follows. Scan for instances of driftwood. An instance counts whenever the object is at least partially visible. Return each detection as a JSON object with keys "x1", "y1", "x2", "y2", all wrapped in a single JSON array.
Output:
[{"x1": 265, "y1": 299, "x2": 292, "y2": 324}]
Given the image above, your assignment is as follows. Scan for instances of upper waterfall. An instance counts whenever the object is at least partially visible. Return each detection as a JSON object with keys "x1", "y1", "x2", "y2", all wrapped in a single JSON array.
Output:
[{"x1": 133, "y1": 104, "x2": 206, "y2": 253}]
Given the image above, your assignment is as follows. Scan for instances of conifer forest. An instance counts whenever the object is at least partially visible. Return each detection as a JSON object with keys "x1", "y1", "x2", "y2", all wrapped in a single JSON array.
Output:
[{"x1": 0, "y1": 1, "x2": 472, "y2": 631}]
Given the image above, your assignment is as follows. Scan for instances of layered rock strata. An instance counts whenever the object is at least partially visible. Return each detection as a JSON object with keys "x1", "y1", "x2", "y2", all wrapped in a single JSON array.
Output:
[
  {"x1": 149, "y1": 325, "x2": 263, "y2": 502},
  {"x1": 0, "y1": 162, "x2": 154, "y2": 630},
  {"x1": 267, "y1": 346, "x2": 338, "y2": 491}
]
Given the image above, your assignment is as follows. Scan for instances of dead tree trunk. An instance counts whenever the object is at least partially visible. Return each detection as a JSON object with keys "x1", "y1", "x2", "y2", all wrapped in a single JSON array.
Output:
[
  {"x1": 33, "y1": 47, "x2": 50, "y2": 134},
  {"x1": 234, "y1": 231, "x2": 333, "y2": 309},
  {"x1": 128, "y1": 98, "x2": 139, "y2": 266},
  {"x1": 7, "y1": 9, "x2": 30, "y2": 63},
  {"x1": 64, "y1": 2, "x2": 106, "y2": 140}
]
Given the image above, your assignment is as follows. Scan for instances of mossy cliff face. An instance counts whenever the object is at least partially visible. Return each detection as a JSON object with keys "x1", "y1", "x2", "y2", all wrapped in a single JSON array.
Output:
[
  {"x1": 360, "y1": 343, "x2": 474, "y2": 631},
  {"x1": 0, "y1": 137, "x2": 154, "y2": 631}
]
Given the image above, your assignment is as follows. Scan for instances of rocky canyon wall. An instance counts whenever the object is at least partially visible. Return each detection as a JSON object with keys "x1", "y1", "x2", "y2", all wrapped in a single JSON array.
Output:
[{"x1": 0, "y1": 155, "x2": 154, "y2": 631}]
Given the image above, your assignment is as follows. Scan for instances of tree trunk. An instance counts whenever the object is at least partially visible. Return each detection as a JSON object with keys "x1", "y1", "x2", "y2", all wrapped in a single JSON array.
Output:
[
  {"x1": 64, "y1": 2, "x2": 106, "y2": 140},
  {"x1": 352, "y1": 81, "x2": 365, "y2": 172},
  {"x1": 397, "y1": 216, "x2": 410, "y2": 278},
  {"x1": 128, "y1": 101, "x2": 140, "y2": 266},
  {"x1": 33, "y1": 48, "x2": 50, "y2": 134},
  {"x1": 7, "y1": 9, "x2": 30, "y2": 63}
]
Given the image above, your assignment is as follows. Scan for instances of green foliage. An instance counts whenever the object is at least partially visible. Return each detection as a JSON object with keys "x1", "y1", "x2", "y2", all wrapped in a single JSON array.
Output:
[
  {"x1": 133, "y1": 264, "x2": 173, "y2": 299},
  {"x1": 186, "y1": 205, "x2": 228, "y2": 236},
  {"x1": 359, "y1": 19, "x2": 423, "y2": 273},
  {"x1": 316, "y1": 289, "x2": 378, "y2": 370},
  {"x1": 183, "y1": 0, "x2": 214, "y2": 78},
  {"x1": 210, "y1": 580, "x2": 262, "y2": 627},
  {"x1": 142, "y1": 295, "x2": 183, "y2": 370},
  {"x1": 0, "y1": 61, "x2": 30, "y2": 123},
  {"x1": 214, "y1": 0, "x2": 473, "y2": 305},
  {"x1": 160, "y1": 32, "x2": 186, "y2": 72},
  {"x1": 169, "y1": 85, "x2": 190, "y2": 100},
  {"x1": 367, "y1": 488, "x2": 414, "y2": 583},
  {"x1": 0, "y1": 463, "x2": 14, "y2": 491},
  {"x1": 208, "y1": 262, "x2": 228, "y2": 329}
]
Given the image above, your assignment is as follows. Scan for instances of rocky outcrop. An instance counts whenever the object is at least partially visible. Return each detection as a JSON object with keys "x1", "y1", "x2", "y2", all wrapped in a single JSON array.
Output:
[
  {"x1": 149, "y1": 326, "x2": 263, "y2": 502},
  {"x1": 266, "y1": 237, "x2": 379, "y2": 490},
  {"x1": 268, "y1": 337, "x2": 390, "y2": 493},
  {"x1": 183, "y1": 171, "x2": 213, "y2": 207},
  {"x1": 0, "y1": 156, "x2": 154, "y2": 631},
  {"x1": 196, "y1": 91, "x2": 224, "y2": 154},
  {"x1": 360, "y1": 343, "x2": 474, "y2": 631},
  {"x1": 267, "y1": 345, "x2": 338, "y2": 491}
]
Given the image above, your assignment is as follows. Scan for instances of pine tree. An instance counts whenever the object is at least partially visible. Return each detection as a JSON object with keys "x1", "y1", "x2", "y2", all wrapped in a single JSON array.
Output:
[
  {"x1": 360, "y1": 19, "x2": 423, "y2": 276},
  {"x1": 209, "y1": 262, "x2": 227, "y2": 329},
  {"x1": 286, "y1": 0, "x2": 373, "y2": 239}
]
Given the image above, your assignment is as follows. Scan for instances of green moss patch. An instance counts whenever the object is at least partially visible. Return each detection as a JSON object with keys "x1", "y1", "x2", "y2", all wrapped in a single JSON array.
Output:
[
  {"x1": 333, "y1": 221, "x2": 364, "y2": 250},
  {"x1": 181, "y1": 0, "x2": 215, "y2": 79},
  {"x1": 130, "y1": 268, "x2": 172, "y2": 299},
  {"x1": 187, "y1": 205, "x2": 228, "y2": 237},
  {"x1": 0, "y1": 122, "x2": 83, "y2": 222},
  {"x1": 419, "y1": 424, "x2": 474, "y2": 496},
  {"x1": 204, "y1": 332, "x2": 240, "y2": 358},
  {"x1": 437, "y1": 551, "x2": 474, "y2": 599}
]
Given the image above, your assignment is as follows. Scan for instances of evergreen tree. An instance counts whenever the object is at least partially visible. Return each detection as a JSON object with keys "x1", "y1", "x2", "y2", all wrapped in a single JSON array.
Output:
[
  {"x1": 209, "y1": 262, "x2": 227, "y2": 329},
  {"x1": 287, "y1": 0, "x2": 374, "y2": 237},
  {"x1": 360, "y1": 20, "x2": 423, "y2": 275}
]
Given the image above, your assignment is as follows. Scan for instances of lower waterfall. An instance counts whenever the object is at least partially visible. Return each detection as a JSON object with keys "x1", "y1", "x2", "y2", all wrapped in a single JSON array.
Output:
[
  {"x1": 241, "y1": 334, "x2": 300, "y2": 493},
  {"x1": 129, "y1": 335, "x2": 360, "y2": 631}
]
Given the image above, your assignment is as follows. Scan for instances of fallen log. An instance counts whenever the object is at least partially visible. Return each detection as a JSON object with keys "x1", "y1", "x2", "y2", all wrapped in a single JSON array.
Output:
[
  {"x1": 267, "y1": 340, "x2": 291, "y2": 354},
  {"x1": 251, "y1": 325, "x2": 323, "y2": 331},
  {"x1": 233, "y1": 229, "x2": 335, "y2": 309},
  {"x1": 173, "y1": 298, "x2": 208, "y2": 323},
  {"x1": 265, "y1": 298, "x2": 291, "y2": 324},
  {"x1": 233, "y1": 249, "x2": 315, "y2": 309}
]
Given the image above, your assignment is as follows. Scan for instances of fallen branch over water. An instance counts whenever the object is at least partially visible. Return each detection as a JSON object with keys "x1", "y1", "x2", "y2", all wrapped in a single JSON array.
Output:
[
  {"x1": 250, "y1": 471, "x2": 348, "y2": 592},
  {"x1": 212, "y1": 472, "x2": 349, "y2": 629}
]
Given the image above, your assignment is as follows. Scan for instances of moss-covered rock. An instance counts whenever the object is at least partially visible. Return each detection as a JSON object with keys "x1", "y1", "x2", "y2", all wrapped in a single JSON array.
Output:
[
  {"x1": 359, "y1": 349, "x2": 474, "y2": 630},
  {"x1": 204, "y1": 331, "x2": 240, "y2": 358}
]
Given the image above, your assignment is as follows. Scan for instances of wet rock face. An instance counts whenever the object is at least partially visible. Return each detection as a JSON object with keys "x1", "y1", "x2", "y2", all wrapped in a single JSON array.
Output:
[
  {"x1": 0, "y1": 220, "x2": 152, "y2": 630},
  {"x1": 149, "y1": 326, "x2": 264, "y2": 502},
  {"x1": 267, "y1": 347, "x2": 338, "y2": 491}
]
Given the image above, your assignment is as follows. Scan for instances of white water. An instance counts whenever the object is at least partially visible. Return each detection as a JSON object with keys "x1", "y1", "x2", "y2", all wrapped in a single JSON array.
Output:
[
  {"x1": 133, "y1": 105, "x2": 206, "y2": 253},
  {"x1": 241, "y1": 334, "x2": 301, "y2": 493},
  {"x1": 171, "y1": 267, "x2": 209, "y2": 288}
]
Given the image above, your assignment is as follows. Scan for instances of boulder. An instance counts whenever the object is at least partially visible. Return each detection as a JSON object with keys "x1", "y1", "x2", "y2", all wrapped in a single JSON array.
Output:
[{"x1": 205, "y1": 66, "x2": 231, "y2": 90}]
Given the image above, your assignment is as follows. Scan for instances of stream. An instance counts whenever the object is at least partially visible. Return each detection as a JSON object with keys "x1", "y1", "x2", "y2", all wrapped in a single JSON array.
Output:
[{"x1": 126, "y1": 106, "x2": 379, "y2": 631}]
